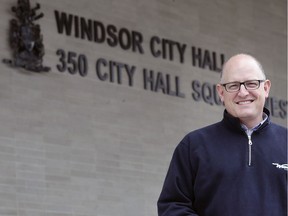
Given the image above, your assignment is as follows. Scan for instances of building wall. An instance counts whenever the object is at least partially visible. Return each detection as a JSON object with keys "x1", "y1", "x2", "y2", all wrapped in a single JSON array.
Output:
[{"x1": 0, "y1": 0, "x2": 286, "y2": 216}]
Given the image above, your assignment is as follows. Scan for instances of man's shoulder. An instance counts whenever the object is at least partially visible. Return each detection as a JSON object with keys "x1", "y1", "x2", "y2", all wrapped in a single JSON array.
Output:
[
  {"x1": 182, "y1": 121, "x2": 224, "y2": 142},
  {"x1": 190, "y1": 121, "x2": 224, "y2": 134},
  {"x1": 175, "y1": 121, "x2": 226, "y2": 153}
]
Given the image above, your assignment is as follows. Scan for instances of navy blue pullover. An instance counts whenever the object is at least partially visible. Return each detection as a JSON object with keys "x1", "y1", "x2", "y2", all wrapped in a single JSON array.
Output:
[{"x1": 158, "y1": 108, "x2": 287, "y2": 216}]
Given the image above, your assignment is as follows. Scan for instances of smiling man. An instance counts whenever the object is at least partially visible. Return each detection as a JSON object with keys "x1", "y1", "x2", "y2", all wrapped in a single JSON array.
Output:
[{"x1": 157, "y1": 54, "x2": 287, "y2": 216}]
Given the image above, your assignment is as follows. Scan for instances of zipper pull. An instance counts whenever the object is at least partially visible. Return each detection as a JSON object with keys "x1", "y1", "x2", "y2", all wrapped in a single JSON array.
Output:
[{"x1": 248, "y1": 135, "x2": 252, "y2": 145}]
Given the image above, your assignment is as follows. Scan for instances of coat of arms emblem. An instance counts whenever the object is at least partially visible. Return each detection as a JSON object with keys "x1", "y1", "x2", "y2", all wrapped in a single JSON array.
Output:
[{"x1": 3, "y1": 0, "x2": 50, "y2": 72}]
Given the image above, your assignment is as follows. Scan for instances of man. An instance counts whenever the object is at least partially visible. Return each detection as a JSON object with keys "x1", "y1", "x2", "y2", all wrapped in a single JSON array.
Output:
[{"x1": 157, "y1": 54, "x2": 287, "y2": 216}]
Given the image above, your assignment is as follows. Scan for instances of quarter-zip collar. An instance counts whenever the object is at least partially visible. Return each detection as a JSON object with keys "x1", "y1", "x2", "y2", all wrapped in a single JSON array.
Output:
[
  {"x1": 241, "y1": 112, "x2": 268, "y2": 135},
  {"x1": 222, "y1": 107, "x2": 270, "y2": 133}
]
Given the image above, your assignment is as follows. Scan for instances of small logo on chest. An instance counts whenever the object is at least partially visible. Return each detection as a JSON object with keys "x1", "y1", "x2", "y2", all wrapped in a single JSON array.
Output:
[{"x1": 272, "y1": 163, "x2": 288, "y2": 171}]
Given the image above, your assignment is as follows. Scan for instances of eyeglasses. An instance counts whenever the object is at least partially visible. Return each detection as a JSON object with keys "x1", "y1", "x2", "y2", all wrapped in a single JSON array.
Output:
[{"x1": 221, "y1": 80, "x2": 265, "y2": 93}]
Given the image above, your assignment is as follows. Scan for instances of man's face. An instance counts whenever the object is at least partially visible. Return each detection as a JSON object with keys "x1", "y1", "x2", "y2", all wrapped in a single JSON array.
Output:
[{"x1": 216, "y1": 55, "x2": 271, "y2": 127}]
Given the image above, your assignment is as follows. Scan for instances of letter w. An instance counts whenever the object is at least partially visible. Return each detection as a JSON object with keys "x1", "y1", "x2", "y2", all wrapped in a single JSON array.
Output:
[{"x1": 54, "y1": 10, "x2": 73, "y2": 36}]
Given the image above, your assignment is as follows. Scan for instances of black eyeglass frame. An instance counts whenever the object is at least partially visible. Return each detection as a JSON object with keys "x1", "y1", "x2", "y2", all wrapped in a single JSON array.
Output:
[{"x1": 221, "y1": 80, "x2": 266, "y2": 93}]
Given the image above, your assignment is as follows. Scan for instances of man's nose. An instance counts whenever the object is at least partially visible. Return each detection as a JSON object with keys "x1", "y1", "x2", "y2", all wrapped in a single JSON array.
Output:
[{"x1": 238, "y1": 84, "x2": 249, "y2": 96}]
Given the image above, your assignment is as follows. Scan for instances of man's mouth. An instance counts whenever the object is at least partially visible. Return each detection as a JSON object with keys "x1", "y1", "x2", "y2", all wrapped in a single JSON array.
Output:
[{"x1": 236, "y1": 100, "x2": 254, "y2": 105}]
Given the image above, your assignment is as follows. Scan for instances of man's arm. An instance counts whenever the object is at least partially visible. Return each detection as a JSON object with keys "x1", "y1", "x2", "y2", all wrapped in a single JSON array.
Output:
[{"x1": 157, "y1": 140, "x2": 199, "y2": 216}]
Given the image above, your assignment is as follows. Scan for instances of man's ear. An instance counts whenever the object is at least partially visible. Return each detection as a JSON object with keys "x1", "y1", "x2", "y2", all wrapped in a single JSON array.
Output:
[
  {"x1": 216, "y1": 84, "x2": 224, "y2": 102},
  {"x1": 264, "y1": 79, "x2": 271, "y2": 98}
]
